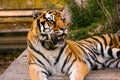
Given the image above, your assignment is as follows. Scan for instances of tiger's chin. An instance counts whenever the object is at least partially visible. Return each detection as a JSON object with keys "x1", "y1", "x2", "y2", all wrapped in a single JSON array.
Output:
[{"x1": 44, "y1": 41, "x2": 56, "y2": 50}]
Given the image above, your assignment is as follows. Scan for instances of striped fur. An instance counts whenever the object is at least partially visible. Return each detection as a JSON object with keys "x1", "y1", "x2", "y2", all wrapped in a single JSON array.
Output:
[{"x1": 27, "y1": 10, "x2": 120, "y2": 80}]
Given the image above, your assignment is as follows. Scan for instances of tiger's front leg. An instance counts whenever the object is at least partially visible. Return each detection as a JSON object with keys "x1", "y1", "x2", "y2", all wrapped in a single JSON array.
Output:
[
  {"x1": 29, "y1": 64, "x2": 48, "y2": 80},
  {"x1": 68, "y1": 62, "x2": 89, "y2": 80}
]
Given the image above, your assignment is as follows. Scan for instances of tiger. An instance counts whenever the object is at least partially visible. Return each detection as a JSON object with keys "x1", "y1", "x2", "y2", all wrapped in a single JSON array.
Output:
[{"x1": 27, "y1": 9, "x2": 120, "y2": 80}]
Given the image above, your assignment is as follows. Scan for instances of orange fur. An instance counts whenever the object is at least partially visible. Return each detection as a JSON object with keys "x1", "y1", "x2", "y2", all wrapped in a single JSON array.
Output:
[
  {"x1": 27, "y1": 10, "x2": 120, "y2": 80},
  {"x1": 66, "y1": 40, "x2": 89, "y2": 80}
]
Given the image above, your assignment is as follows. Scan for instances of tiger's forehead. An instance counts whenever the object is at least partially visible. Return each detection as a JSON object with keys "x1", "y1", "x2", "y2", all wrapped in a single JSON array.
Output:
[{"x1": 40, "y1": 10, "x2": 62, "y2": 17}]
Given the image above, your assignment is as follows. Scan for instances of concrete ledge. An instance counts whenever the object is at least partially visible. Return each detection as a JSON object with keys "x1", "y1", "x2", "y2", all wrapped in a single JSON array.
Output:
[
  {"x1": 0, "y1": 50, "x2": 30, "y2": 80},
  {"x1": 0, "y1": 49, "x2": 120, "y2": 80}
]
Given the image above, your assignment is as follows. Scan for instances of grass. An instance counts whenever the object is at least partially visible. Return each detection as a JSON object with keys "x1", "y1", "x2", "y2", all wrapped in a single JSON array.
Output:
[{"x1": 67, "y1": 22, "x2": 102, "y2": 40}]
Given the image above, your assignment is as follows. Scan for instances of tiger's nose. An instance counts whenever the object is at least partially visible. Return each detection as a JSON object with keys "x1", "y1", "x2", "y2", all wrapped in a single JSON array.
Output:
[
  {"x1": 59, "y1": 28, "x2": 66, "y2": 30},
  {"x1": 59, "y1": 28, "x2": 67, "y2": 35}
]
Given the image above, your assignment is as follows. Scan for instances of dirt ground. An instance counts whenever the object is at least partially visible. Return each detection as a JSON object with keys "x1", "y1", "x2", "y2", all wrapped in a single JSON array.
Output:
[
  {"x1": 0, "y1": 61, "x2": 12, "y2": 75},
  {"x1": 0, "y1": 51, "x2": 21, "y2": 75}
]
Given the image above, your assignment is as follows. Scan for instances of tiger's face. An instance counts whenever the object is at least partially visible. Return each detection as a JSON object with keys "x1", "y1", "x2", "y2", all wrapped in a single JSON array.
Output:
[{"x1": 31, "y1": 10, "x2": 67, "y2": 50}]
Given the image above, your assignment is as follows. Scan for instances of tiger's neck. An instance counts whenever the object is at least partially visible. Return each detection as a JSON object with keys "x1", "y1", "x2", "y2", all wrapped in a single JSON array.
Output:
[{"x1": 27, "y1": 38, "x2": 67, "y2": 60}]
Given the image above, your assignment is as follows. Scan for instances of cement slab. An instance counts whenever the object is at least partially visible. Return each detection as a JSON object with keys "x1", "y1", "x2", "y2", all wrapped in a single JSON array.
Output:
[{"x1": 0, "y1": 49, "x2": 120, "y2": 80}]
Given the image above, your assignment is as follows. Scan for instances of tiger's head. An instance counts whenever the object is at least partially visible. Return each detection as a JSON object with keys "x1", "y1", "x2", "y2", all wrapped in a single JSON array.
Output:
[{"x1": 28, "y1": 10, "x2": 67, "y2": 50}]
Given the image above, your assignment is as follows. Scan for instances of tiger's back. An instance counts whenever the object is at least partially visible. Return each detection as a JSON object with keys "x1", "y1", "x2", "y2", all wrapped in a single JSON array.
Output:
[{"x1": 74, "y1": 33, "x2": 120, "y2": 70}]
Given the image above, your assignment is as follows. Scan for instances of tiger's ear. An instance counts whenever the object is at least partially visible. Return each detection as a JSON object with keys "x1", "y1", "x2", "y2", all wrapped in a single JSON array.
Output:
[
  {"x1": 33, "y1": 10, "x2": 48, "y2": 19},
  {"x1": 33, "y1": 10, "x2": 39, "y2": 19}
]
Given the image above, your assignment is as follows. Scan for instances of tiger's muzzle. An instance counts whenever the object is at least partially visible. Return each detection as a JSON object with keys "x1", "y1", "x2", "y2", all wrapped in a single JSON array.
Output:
[
  {"x1": 51, "y1": 28, "x2": 67, "y2": 45},
  {"x1": 40, "y1": 28, "x2": 67, "y2": 50}
]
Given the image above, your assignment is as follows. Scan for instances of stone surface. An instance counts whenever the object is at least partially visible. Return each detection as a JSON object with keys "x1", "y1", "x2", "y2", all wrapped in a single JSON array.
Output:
[
  {"x1": 0, "y1": 49, "x2": 120, "y2": 80},
  {"x1": 0, "y1": 50, "x2": 30, "y2": 80},
  {"x1": 86, "y1": 68, "x2": 120, "y2": 80}
]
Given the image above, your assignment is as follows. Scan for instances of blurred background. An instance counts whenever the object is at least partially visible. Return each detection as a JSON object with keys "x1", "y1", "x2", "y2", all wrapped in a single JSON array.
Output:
[
  {"x1": 0, "y1": 0, "x2": 120, "y2": 76},
  {"x1": 0, "y1": 0, "x2": 64, "y2": 9}
]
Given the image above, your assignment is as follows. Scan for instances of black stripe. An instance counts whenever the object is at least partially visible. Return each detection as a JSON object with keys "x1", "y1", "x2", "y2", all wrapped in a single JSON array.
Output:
[
  {"x1": 28, "y1": 40, "x2": 51, "y2": 65},
  {"x1": 68, "y1": 72, "x2": 72, "y2": 77},
  {"x1": 41, "y1": 21, "x2": 46, "y2": 32},
  {"x1": 54, "y1": 43, "x2": 67, "y2": 65},
  {"x1": 75, "y1": 42, "x2": 87, "y2": 54},
  {"x1": 91, "y1": 46, "x2": 100, "y2": 55},
  {"x1": 108, "y1": 34, "x2": 113, "y2": 46},
  {"x1": 76, "y1": 41, "x2": 91, "y2": 48},
  {"x1": 92, "y1": 64, "x2": 98, "y2": 70},
  {"x1": 99, "y1": 35, "x2": 107, "y2": 46},
  {"x1": 36, "y1": 57, "x2": 45, "y2": 66},
  {"x1": 67, "y1": 52, "x2": 72, "y2": 63},
  {"x1": 37, "y1": 19, "x2": 46, "y2": 32},
  {"x1": 41, "y1": 71, "x2": 51, "y2": 76},
  {"x1": 117, "y1": 50, "x2": 120, "y2": 58},
  {"x1": 118, "y1": 36, "x2": 120, "y2": 42},
  {"x1": 61, "y1": 52, "x2": 72, "y2": 73},
  {"x1": 116, "y1": 60, "x2": 120, "y2": 68},
  {"x1": 91, "y1": 37, "x2": 104, "y2": 57},
  {"x1": 76, "y1": 42, "x2": 91, "y2": 59},
  {"x1": 86, "y1": 57, "x2": 93, "y2": 69},
  {"x1": 29, "y1": 51, "x2": 45, "y2": 66},
  {"x1": 76, "y1": 42, "x2": 92, "y2": 66},
  {"x1": 84, "y1": 39, "x2": 94, "y2": 44},
  {"x1": 106, "y1": 59, "x2": 113, "y2": 67},
  {"x1": 105, "y1": 59, "x2": 111, "y2": 63},
  {"x1": 76, "y1": 42, "x2": 97, "y2": 60},
  {"x1": 37, "y1": 19, "x2": 41, "y2": 32},
  {"x1": 107, "y1": 59, "x2": 118, "y2": 67},
  {"x1": 41, "y1": 21, "x2": 45, "y2": 27},
  {"x1": 67, "y1": 58, "x2": 76, "y2": 74},
  {"x1": 30, "y1": 53, "x2": 45, "y2": 66},
  {"x1": 108, "y1": 48, "x2": 114, "y2": 58},
  {"x1": 75, "y1": 43, "x2": 93, "y2": 68},
  {"x1": 30, "y1": 63, "x2": 50, "y2": 75}
]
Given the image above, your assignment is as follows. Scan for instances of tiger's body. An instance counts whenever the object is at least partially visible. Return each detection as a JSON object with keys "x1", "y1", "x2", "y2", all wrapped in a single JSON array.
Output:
[{"x1": 27, "y1": 10, "x2": 120, "y2": 80}]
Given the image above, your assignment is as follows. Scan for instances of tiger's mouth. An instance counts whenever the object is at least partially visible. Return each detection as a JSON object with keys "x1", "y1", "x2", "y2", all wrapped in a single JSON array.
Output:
[
  {"x1": 51, "y1": 34, "x2": 65, "y2": 45},
  {"x1": 41, "y1": 33, "x2": 66, "y2": 50}
]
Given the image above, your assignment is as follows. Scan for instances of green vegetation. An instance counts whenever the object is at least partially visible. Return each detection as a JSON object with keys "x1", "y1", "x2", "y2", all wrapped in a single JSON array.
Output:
[
  {"x1": 67, "y1": 22, "x2": 101, "y2": 40},
  {"x1": 65, "y1": 0, "x2": 115, "y2": 40},
  {"x1": 65, "y1": 0, "x2": 104, "y2": 29}
]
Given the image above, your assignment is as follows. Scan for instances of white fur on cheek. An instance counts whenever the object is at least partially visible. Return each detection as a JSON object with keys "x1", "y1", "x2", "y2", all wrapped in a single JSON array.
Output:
[
  {"x1": 64, "y1": 29, "x2": 68, "y2": 34},
  {"x1": 45, "y1": 13, "x2": 55, "y2": 22},
  {"x1": 40, "y1": 23, "x2": 44, "y2": 33}
]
